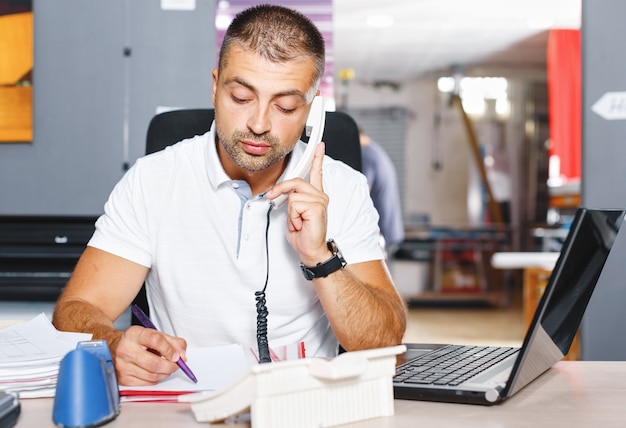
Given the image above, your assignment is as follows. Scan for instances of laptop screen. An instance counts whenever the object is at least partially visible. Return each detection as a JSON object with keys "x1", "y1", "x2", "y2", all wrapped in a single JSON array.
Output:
[{"x1": 505, "y1": 208, "x2": 625, "y2": 397}]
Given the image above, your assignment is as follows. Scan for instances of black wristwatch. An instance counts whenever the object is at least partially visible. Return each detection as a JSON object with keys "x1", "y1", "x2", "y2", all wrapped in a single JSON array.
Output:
[{"x1": 300, "y1": 239, "x2": 347, "y2": 280}]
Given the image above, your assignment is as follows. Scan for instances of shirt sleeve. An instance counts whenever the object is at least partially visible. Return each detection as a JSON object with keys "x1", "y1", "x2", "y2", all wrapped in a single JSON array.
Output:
[
  {"x1": 88, "y1": 159, "x2": 155, "y2": 267},
  {"x1": 324, "y1": 158, "x2": 384, "y2": 264}
]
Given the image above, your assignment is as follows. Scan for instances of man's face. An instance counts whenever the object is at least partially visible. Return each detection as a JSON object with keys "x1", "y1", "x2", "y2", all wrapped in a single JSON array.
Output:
[{"x1": 212, "y1": 45, "x2": 318, "y2": 173}]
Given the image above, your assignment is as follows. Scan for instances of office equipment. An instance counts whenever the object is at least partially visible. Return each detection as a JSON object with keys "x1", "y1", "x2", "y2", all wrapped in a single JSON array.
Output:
[
  {"x1": 270, "y1": 96, "x2": 325, "y2": 207},
  {"x1": 394, "y1": 208, "x2": 625, "y2": 404},
  {"x1": 490, "y1": 252, "x2": 584, "y2": 359},
  {"x1": 130, "y1": 305, "x2": 197, "y2": 383},
  {"x1": 182, "y1": 345, "x2": 405, "y2": 428},
  {"x1": 0, "y1": 391, "x2": 19, "y2": 428},
  {"x1": 53, "y1": 341, "x2": 120, "y2": 428},
  {"x1": 0, "y1": 215, "x2": 96, "y2": 300},
  {"x1": 252, "y1": 96, "x2": 326, "y2": 362}
]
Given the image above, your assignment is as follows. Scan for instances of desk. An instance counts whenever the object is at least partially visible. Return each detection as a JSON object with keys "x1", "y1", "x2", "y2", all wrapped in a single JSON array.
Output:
[{"x1": 14, "y1": 362, "x2": 626, "y2": 427}]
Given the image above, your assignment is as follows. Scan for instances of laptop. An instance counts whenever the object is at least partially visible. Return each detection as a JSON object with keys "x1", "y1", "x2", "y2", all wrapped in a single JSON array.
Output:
[{"x1": 393, "y1": 208, "x2": 626, "y2": 405}]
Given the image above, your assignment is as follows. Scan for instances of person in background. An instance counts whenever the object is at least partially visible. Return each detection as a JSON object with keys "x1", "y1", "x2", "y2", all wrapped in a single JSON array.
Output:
[
  {"x1": 52, "y1": 4, "x2": 406, "y2": 386},
  {"x1": 359, "y1": 128, "x2": 405, "y2": 252}
]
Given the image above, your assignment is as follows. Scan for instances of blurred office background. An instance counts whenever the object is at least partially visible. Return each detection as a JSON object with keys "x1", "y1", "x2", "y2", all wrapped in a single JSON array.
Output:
[{"x1": 2, "y1": 0, "x2": 626, "y2": 359}]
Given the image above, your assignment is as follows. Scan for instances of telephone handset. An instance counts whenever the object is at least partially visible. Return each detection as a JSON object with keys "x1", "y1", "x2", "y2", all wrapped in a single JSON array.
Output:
[
  {"x1": 270, "y1": 96, "x2": 326, "y2": 207},
  {"x1": 257, "y1": 96, "x2": 325, "y2": 364}
]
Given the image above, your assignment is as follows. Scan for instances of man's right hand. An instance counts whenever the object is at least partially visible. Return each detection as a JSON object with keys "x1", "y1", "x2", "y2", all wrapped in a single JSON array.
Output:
[
  {"x1": 51, "y1": 247, "x2": 191, "y2": 385},
  {"x1": 112, "y1": 325, "x2": 189, "y2": 386}
]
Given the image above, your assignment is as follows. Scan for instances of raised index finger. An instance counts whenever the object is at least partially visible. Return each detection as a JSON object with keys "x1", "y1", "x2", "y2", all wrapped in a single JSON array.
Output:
[{"x1": 308, "y1": 141, "x2": 326, "y2": 191}]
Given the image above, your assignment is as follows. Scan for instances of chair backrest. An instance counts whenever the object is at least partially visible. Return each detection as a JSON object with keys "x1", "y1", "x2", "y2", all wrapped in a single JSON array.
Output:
[
  {"x1": 145, "y1": 108, "x2": 362, "y2": 171},
  {"x1": 132, "y1": 108, "x2": 362, "y2": 323}
]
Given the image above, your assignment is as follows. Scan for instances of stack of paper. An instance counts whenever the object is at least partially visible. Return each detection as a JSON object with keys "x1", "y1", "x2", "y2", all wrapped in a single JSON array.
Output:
[
  {"x1": 1, "y1": 315, "x2": 250, "y2": 401},
  {"x1": 0, "y1": 313, "x2": 92, "y2": 398},
  {"x1": 119, "y1": 343, "x2": 249, "y2": 402}
]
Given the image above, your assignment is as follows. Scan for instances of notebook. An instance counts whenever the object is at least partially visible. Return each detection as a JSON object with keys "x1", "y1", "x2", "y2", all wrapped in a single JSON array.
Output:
[{"x1": 393, "y1": 208, "x2": 626, "y2": 405}]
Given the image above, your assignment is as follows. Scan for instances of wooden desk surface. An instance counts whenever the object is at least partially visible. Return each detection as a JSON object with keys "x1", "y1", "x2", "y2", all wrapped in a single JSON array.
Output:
[{"x1": 14, "y1": 361, "x2": 626, "y2": 427}]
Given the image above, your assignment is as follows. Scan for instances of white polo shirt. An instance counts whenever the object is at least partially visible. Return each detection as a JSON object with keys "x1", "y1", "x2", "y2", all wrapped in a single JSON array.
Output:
[{"x1": 89, "y1": 122, "x2": 383, "y2": 357}]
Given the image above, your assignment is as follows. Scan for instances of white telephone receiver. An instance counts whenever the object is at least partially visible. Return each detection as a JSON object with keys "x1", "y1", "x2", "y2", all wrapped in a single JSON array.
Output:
[{"x1": 270, "y1": 96, "x2": 326, "y2": 207}]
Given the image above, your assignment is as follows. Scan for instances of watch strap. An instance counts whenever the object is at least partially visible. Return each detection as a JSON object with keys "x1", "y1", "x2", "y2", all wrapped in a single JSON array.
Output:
[{"x1": 300, "y1": 239, "x2": 347, "y2": 280}]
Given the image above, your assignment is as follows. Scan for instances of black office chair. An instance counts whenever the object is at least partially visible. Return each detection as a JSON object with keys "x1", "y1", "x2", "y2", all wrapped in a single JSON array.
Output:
[
  {"x1": 145, "y1": 108, "x2": 362, "y2": 169},
  {"x1": 132, "y1": 108, "x2": 362, "y2": 323}
]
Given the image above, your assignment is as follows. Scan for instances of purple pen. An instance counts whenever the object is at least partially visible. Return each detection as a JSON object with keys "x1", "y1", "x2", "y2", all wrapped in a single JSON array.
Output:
[{"x1": 131, "y1": 304, "x2": 198, "y2": 383}]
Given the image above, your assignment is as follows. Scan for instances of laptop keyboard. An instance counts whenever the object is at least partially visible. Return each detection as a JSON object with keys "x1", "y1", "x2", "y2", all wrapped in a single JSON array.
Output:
[{"x1": 394, "y1": 345, "x2": 519, "y2": 387}]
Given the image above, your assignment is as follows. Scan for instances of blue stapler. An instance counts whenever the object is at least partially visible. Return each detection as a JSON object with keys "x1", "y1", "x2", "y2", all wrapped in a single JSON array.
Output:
[{"x1": 53, "y1": 340, "x2": 120, "y2": 428}]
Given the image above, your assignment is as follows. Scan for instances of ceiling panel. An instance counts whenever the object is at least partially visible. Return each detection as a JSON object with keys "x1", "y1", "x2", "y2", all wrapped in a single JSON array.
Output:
[{"x1": 333, "y1": 0, "x2": 581, "y2": 82}]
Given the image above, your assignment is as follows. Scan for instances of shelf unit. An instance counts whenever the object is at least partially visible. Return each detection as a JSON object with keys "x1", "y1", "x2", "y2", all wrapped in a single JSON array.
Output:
[{"x1": 392, "y1": 226, "x2": 511, "y2": 307}]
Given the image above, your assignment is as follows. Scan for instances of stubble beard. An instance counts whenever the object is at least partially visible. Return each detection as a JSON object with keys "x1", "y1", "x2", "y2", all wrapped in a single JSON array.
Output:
[{"x1": 218, "y1": 128, "x2": 290, "y2": 172}]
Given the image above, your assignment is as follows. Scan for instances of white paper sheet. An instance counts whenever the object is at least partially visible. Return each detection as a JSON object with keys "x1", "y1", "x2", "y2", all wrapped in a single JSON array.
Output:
[
  {"x1": 119, "y1": 343, "x2": 248, "y2": 401},
  {"x1": 0, "y1": 313, "x2": 92, "y2": 398}
]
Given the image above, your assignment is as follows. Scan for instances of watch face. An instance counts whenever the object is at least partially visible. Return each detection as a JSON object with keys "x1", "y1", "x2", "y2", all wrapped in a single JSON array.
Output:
[
  {"x1": 327, "y1": 239, "x2": 338, "y2": 254},
  {"x1": 301, "y1": 266, "x2": 316, "y2": 280}
]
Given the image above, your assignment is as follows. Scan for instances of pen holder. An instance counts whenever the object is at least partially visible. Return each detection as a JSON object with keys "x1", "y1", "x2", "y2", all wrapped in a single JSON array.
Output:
[{"x1": 53, "y1": 340, "x2": 120, "y2": 428}]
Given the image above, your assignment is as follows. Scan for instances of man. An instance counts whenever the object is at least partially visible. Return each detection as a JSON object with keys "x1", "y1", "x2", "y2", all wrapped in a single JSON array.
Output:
[
  {"x1": 53, "y1": 4, "x2": 406, "y2": 386},
  {"x1": 359, "y1": 129, "x2": 405, "y2": 248}
]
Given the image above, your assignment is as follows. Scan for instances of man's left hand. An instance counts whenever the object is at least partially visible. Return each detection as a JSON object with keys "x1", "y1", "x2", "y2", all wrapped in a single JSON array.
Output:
[{"x1": 266, "y1": 142, "x2": 330, "y2": 264}]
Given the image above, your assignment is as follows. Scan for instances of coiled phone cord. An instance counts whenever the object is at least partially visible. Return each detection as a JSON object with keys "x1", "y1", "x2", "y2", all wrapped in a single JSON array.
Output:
[{"x1": 255, "y1": 203, "x2": 274, "y2": 363}]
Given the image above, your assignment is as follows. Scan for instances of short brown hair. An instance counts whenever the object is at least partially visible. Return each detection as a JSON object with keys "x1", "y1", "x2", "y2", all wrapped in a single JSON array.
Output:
[{"x1": 219, "y1": 4, "x2": 325, "y2": 93}]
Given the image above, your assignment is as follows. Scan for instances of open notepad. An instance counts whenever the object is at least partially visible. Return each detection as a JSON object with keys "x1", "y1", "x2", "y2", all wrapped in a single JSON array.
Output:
[{"x1": 119, "y1": 343, "x2": 249, "y2": 402}]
